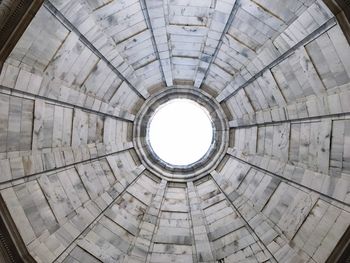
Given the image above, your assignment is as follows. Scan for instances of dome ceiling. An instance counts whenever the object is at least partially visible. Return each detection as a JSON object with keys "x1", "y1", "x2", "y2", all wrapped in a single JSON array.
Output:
[{"x1": 0, "y1": 0, "x2": 349, "y2": 262}]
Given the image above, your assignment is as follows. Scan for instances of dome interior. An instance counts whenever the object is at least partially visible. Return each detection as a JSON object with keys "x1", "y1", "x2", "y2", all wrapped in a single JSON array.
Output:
[{"x1": 0, "y1": 0, "x2": 349, "y2": 262}]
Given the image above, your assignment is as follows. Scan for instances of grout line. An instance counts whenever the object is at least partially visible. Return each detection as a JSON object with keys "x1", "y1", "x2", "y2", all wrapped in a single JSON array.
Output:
[
  {"x1": 210, "y1": 174, "x2": 279, "y2": 263},
  {"x1": 0, "y1": 144, "x2": 134, "y2": 189},
  {"x1": 0, "y1": 86, "x2": 134, "y2": 122},
  {"x1": 227, "y1": 151, "x2": 350, "y2": 207},
  {"x1": 199, "y1": 0, "x2": 242, "y2": 88},
  {"x1": 229, "y1": 110, "x2": 350, "y2": 129},
  {"x1": 43, "y1": 0, "x2": 147, "y2": 100},
  {"x1": 219, "y1": 17, "x2": 337, "y2": 102}
]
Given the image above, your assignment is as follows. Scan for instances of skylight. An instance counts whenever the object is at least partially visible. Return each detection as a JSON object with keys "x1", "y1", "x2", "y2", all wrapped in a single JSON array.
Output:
[{"x1": 149, "y1": 99, "x2": 213, "y2": 166}]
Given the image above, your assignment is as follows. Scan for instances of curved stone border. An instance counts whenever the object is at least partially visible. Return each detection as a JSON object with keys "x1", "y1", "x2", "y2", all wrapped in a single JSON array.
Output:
[{"x1": 133, "y1": 87, "x2": 229, "y2": 181}]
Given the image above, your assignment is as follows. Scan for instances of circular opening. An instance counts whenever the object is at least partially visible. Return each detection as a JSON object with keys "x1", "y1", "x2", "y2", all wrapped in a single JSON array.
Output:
[{"x1": 148, "y1": 99, "x2": 213, "y2": 166}]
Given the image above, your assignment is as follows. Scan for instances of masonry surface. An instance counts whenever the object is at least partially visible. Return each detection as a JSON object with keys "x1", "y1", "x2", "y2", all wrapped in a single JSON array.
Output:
[{"x1": 0, "y1": 0, "x2": 349, "y2": 262}]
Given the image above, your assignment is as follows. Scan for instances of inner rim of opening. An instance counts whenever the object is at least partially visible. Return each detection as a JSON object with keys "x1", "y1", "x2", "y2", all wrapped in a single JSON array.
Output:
[{"x1": 148, "y1": 99, "x2": 213, "y2": 166}]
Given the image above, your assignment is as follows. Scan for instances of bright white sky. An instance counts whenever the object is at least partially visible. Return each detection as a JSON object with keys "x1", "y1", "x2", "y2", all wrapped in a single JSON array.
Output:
[{"x1": 149, "y1": 99, "x2": 213, "y2": 166}]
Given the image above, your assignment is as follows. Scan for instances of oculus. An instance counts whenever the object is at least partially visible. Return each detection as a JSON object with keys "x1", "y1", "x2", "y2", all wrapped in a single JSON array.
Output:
[
  {"x1": 133, "y1": 88, "x2": 229, "y2": 181},
  {"x1": 149, "y1": 99, "x2": 213, "y2": 166}
]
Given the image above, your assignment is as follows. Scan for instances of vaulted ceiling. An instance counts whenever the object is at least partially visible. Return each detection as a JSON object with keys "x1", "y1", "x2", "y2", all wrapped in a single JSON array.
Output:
[{"x1": 0, "y1": 0, "x2": 349, "y2": 262}]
